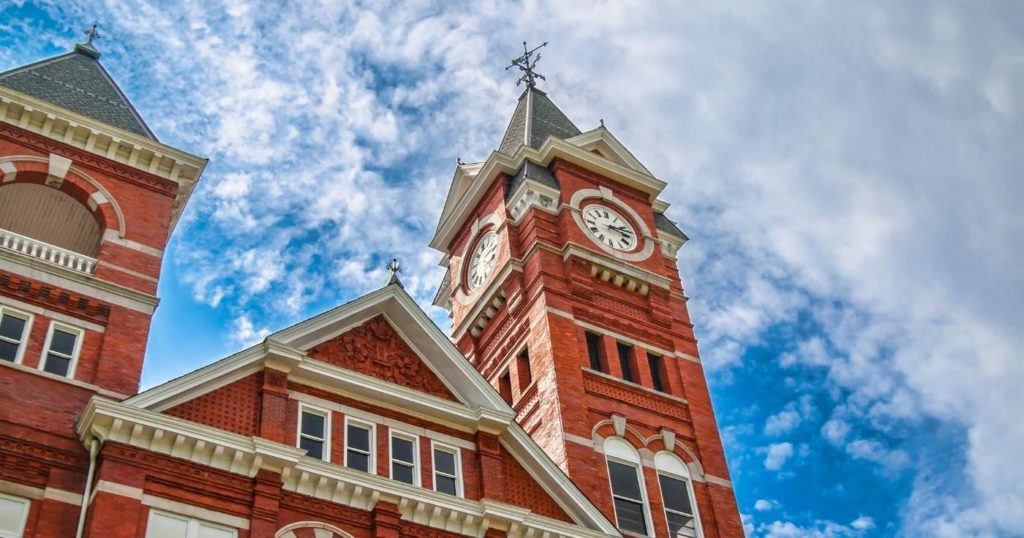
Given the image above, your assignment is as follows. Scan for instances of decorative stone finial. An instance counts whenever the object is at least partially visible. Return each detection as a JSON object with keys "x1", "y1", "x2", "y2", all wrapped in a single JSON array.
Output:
[{"x1": 385, "y1": 258, "x2": 404, "y2": 288}]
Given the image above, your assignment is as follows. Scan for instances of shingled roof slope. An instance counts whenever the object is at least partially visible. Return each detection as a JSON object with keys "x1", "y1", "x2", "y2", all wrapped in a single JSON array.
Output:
[
  {"x1": 0, "y1": 44, "x2": 156, "y2": 140},
  {"x1": 497, "y1": 87, "x2": 581, "y2": 155}
]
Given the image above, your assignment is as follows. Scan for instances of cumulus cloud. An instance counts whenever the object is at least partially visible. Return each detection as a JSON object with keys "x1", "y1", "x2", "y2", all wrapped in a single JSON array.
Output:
[{"x1": 763, "y1": 442, "x2": 794, "y2": 471}]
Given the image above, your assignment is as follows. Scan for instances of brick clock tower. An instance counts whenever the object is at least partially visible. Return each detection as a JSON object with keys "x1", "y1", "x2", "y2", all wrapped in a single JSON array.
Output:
[
  {"x1": 0, "y1": 40, "x2": 205, "y2": 535},
  {"x1": 430, "y1": 72, "x2": 744, "y2": 535}
]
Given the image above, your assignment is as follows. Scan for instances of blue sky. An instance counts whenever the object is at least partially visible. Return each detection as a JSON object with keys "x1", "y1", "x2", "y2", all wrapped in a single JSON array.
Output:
[{"x1": 2, "y1": 1, "x2": 1022, "y2": 537}]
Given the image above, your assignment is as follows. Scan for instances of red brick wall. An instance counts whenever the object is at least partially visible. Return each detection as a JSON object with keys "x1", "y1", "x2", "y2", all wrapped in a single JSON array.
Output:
[{"x1": 166, "y1": 373, "x2": 263, "y2": 436}]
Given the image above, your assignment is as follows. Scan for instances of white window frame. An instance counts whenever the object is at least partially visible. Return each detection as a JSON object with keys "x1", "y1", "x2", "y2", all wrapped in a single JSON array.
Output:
[
  {"x1": 654, "y1": 452, "x2": 704, "y2": 538},
  {"x1": 604, "y1": 437, "x2": 654, "y2": 537},
  {"x1": 0, "y1": 305, "x2": 33, "y2": 365},
  {"x1": 430, "y1": 440, "x2": 463, "y2": 497},
  {"x1": 389, "y1": 430, "x2": 420, "y2": 486},
  {"x1": 296, "y1": 403, "x2": 331, "y2": 463},
  {"x1": 0, "y1": 492, "x2": 31, "y2": 538},
  {"x1": 343, "y1": 417, "x2": 376, "y2": 474},
  {"x1": 39, "y1": 321, "x2": 83, "y2": 379},
  {"x1": 145, "y1": 508, "x2": 237, "y2": 538}
]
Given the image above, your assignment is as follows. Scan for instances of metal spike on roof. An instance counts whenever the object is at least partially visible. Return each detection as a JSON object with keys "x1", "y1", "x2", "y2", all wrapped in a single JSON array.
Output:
[{"x1": 0, "y1": 41, "x2": 157, "y2": 140}]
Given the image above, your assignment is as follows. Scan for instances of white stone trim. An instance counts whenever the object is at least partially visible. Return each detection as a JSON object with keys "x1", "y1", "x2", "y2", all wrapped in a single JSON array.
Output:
[
  {"x1": 676, "y1": 352, "x2": 701, "y2": 364},
  {"x1": 97, "y1": 261, "x2": 159, "y2": 283},
  {"x1": 44, "y1": 487, "x2": 83, "y2": 505},
  {"x1": 102, "y1": 229, "x2": 164, "y2": 257},
  {"x1": 0, "y1": 252, "x2": 158, "y2": 314},
  {"x1": 0, "y1": 359, "x2": 128, "y2": 399},
  {"x1": 144, "y1": 495, "x2": 250, "y2": 530},
  {"x1": 94, "y1": 480, "x2": 143, "y2": 499},
  {"x1": 505, "y1": 177, "x2": 560, "y2": 224},
  {"x1": 0, "y1": 479, "x2": 44, "y2": 499},
  {"x1": 46, "y1": 153, "x2": 72, "y2": 186},
  {"x1": 0, "y1": 161, "x2": 16, "y2": 182},
  {"x1": 0, "y1": 296, "x2": 105, "y2": 332},
  {"x1": 565, "y1": 128, "x2": 654, "y2": 176}
]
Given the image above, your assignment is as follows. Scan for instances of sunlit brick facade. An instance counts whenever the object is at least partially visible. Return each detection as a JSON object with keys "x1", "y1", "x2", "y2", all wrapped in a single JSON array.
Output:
[{"x1": 0, "y1": 41, "x2": 741, "y2": 538}]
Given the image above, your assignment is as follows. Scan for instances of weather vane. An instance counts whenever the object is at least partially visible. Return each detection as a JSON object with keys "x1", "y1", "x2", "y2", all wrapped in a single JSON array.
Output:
[
  {"x1": 505, "y1": 41, "x2": 548, "y2": 88},
  {"x1": 82, "y1": 23, "x2": 102, "y2": 46}
]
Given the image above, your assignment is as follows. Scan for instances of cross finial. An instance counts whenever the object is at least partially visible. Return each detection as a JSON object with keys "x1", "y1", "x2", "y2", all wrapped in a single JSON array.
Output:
[
  {"x1": 82, "y1": 23, "x2": 102, "y2": 47},
  {"x1": 505, "y1": 41, "x2": 548, "y2": 88},
  {"x1": 385, "y1": 258, "x2": 404, "y2": 288}
]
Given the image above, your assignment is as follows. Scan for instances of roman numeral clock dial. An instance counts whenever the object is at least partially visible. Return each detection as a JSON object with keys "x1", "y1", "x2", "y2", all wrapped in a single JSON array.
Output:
[
  {"x1": 582, "y1": 205, "x2": 637, "y2": 251},
  {"x1": 467, "y1": 231, "x2": 499, "y2": 290}
]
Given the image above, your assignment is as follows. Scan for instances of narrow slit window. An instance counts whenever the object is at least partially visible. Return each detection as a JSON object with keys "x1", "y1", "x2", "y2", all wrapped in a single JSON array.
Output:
[
  {"x1": 41, "y1": 324, "x2": 81, "y2": 378},
  {"x1": 585, "y1": 331, "x2": 604, "y2": 372},
  {"x1": 617, "y1": 342, "x2": 635, "y2": 383},
  {"x1": 648, "y1": 353, "x2": 665, "y2": 392},
  {"x1": 345, "y1": 421, "x2": 374, "y2": 473},
  {"x1": 516, "y1": 348, "x2": 532, "y2": 390},
  {"x1": 390, "y1": 433, "x2": 418, "y2": 485},
  {"x1": 498, "y1": 371, "x2": 513, "y2": 404},
  {"x1": 0, "y1": 308, "x2": 30, "y2": 363},
  {"x1": 298, "y1": 406, "x2": 329, "y2": 461},
  {"x1": 432, "y1": 444, "x2": 461, "y2": 496}
]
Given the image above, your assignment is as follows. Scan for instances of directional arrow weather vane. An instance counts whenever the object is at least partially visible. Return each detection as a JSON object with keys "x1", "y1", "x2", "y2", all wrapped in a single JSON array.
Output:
[{"x1": 506, "y1": 41, "x2": 548, "y2": 88}]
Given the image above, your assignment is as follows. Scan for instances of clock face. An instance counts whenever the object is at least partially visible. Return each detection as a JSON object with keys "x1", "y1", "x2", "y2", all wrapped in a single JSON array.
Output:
[
  {"x1": 467, "y1": 231, "x2": 499, "y2": 289},
  {"x1": 582, "y1": 205, "x2": 638, "y2": 251}
]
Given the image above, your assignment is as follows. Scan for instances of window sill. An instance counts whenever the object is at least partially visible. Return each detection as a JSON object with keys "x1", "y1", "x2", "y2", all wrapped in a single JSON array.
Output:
[
  {"x1": 581, "y1": 367, "x2": 688, "y2": 405},
  {"x1": 0, "y1": 358, "x2": 128, "y2": 399}
]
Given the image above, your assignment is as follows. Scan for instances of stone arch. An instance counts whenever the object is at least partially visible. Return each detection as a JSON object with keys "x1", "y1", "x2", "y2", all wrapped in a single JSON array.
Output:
[
  {"x1": 649, "y1": 433, "x2": 705, "y2": 479},
  {"x1": 591, "y1": 419, "x2": 647, "y2": 452},
  {"x1": 0, "y1": 155, "x2": 127, "y2": 237},
  {"x1": 274, "y1": 521, "x2": 354, "y2": 538}
]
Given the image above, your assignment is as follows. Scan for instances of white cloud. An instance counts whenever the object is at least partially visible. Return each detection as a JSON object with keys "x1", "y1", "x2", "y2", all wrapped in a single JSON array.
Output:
[
  {"x1": 754, "y1": 499, "x2": 779, "y2": 512},
  {"x1": 821, "y1": 418, "x2": 851, "y2": 446},
  {"x1": 763, "y1": 442, "x2": 794, "y2": 471}
]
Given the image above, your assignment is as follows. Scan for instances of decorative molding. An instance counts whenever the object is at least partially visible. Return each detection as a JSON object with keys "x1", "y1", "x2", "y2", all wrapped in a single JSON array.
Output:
[
  {"x1": 506, "y1": 178, "x2": 560, "y2": 224},
  {"x1": 0, "y1": 254, "x2": 157, "y2": 314}
]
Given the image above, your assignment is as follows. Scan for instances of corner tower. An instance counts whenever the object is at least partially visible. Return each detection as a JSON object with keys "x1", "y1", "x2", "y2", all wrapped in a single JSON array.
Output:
[
  {"x1": 0, "y1": 38, "x2": 204, "y2": 536},
  {"x1": 430, "y1": 71, "x2": 743, "y2": 536}
]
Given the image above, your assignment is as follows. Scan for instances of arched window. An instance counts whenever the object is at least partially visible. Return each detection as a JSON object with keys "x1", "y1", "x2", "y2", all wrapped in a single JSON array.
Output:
[
  {"x1": 655, "y1": 452, "x2": 702, "y2": 538},
  {"x1": 0, "y1": 183, "x2": 102, "y2": 257},
  {"x1": 604, "y1": 437, "x2": 652, "y2": 535}
]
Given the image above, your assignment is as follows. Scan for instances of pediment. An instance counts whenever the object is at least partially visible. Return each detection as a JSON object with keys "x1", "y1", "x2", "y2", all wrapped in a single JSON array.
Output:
[
  {"x1": 306, "y1": 315, "x2": 457, "y2": 401},
  {"x1": 568, "y1": 128, "x2": 653, "y2": 176}
]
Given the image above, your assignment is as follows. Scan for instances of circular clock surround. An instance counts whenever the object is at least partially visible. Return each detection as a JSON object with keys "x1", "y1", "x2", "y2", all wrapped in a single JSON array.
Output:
[
  {"x1": 569, "y1": 188, "x2": 655, "y2": 262},
  {"x1": 581, "y1": 204, "x2": 638, "y2": 252},
  {"x1": 466, "y1": 231, "x2": 499, "y2": 290}
]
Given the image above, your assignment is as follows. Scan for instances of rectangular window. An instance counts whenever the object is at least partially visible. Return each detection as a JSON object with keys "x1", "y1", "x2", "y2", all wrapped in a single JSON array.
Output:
[
  {"x1": 0, "y1": 307, "x2": 31, "y2": 364},
  {"x1": 297, "y1": 405, "x2": 330, "y2": 462},
  {"x1": 41, "y1": 323, "x2": 82, "y2": 378},
  {"x1": 585, "y1": 331, "x2": 604, "y2": 372},
  {"x1": 617, "y1": 342, "x2": 635, "y2": 383},
  {"x1": 516, "y1": 348, "x2": 532, "y2": 390},
  {"x1": 0, "y1": 493, "x2": 30, "y2": 538},
  {"x1": 648, "y1": 353, "x2": 665, "y2": 392},
  {"x1": 608, "y1": 460, "x2": 649, "y2": 535},
  {"x1": 432, "y1": 443, "x2": 462, "y2": 497},
  {"x1": 145, "y1": 510, "x2": 236, "y2": 538},
  {"x1": 390, "y1": 431, "x2": 419, "y2": 486},
  {"x1": 345, "y1": 419, "x2": 375, "y2": 473},
  {"x1": 659, "y1": 474, "x2": 698, "y2": 537},
  {"x1": 498, "y1": 371, "x2": 513, "y2": 405}
]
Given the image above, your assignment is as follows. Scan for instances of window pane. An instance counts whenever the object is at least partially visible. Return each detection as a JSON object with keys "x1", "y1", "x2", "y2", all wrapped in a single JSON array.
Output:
[
  {"x1": 0, "y1": 340, "x2": 18, "y2": 362},
  {"x1": 648, "y1": 354, "x2": 664, "y2": 392},
  {"x1": 659, "y1": 475, "x2": 694, "y2": 515},
  {"x1": 392, "y1": 436, "x2": 413, "y2": 463},
  {"x1": 198, "y1": 524, "x2": 237, "y2": 538},
  {"x1": 43, "y1": 353, "x2": 71, "y2": 377},
  {"x1": 0, "y1": 495, "x2": 30, "y2": 535},
  {"x1": 392, "y1": 462, "x2": 414, "y2": 484},
  {"x1": 434, "y1": 448, "x2": 455, "y2": 475},
  {"x1": 49, "y1": 329, "x2": 77, "y2": 356},
  {"x1": 300, "y1": 412, "x2": 325, "y2": 438},
  {"x1": 436, "y1": 475, "x2": 457, "y2": 495},
  {"x1": 347, "y1": 424, "x2": 370, "y2": 451},
  {"x1": 613, "y1": 497, "x2": 648, "y2": 534},
  {"x1": 347, "y1": 450, "x2": 370, "y2": 472},
  {"x1": 299, "y1": 437, "x2": 324, "y2": 459},
  {"x1": 617, "y1": 342, "x2": 634, "y2": 382},
  {"x1": 146, "y1": 512, "x2": 189, "y2": 538},
  {"x1": 586, "y1": 332, "x2": 603, "y2": 371},
  {"x1": 608, "y1": 461, "x2": 643, "y2": 500},
  {"x1": 667, "y1": 512, "x2": 697, "y2": 537},
  {"x1": 0, "y1": 314, "x2": 26, "y2": 341}
]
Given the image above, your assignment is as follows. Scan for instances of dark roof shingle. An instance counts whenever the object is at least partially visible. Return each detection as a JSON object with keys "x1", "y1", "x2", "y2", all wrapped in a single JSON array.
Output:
[{"x1": 497, "y1": 87, "x2": 581, "y2": 155}]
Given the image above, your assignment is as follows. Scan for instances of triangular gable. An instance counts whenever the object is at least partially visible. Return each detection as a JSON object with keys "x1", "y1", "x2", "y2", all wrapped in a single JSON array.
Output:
[
  {"x1": 567, "y1": 127, "x2": 654, "y2": 176},
  {"x1": 125, "y1": 284, "x2": 618, "y2": 534},
  {"x1": 305, "y1": 314, "x2": 457, "y2": 401}
]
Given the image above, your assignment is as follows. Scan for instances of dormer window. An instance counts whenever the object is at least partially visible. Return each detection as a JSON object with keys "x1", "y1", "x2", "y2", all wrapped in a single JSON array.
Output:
[{"x1": 40, "y1": 323, "x2": 82, "y2": 378}]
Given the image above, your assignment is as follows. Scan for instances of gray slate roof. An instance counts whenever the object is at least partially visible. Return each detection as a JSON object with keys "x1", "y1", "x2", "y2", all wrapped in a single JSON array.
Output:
[
  {"x1": 0, "y1": 44, "x2": 156, "y2": 140},
  {"x1": 498, "y1": 87, "x2": 581, "y2": 155},
  {"x1": 505, "y1": 160, "x2": 558, "y2": 201},
  {"x1": 654, "y1": 212, "x2": 689, "y2": 241}
]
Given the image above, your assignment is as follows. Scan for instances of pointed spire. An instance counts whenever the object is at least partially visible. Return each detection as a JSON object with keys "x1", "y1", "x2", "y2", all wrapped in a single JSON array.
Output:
[
  {"x1": 0, "y1": 29, "x2": 156, "y2": 139},
  {"x1": 497, "y1": 42, "x2": 581, "y2": 155}
]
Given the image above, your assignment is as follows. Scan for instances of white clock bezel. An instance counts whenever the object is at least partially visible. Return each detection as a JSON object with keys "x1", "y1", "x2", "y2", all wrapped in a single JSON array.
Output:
[
  {"x1": 466, "y1": 230, "x2": 499, "y2": 290},
  {"x1": 580, "y1": 204, "x2": 638, "y2": 252},
  {"x1": 570, "y1": 187, "x2": 655, "y2": 262}
]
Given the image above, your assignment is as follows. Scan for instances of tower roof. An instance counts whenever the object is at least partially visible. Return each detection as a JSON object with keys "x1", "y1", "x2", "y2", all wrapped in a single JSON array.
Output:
[
  {"x1": 497, "y1": 87, "x2": 581, "y2": 155},
  {"x1": 0, "y1": 44, "x2": 157, "y2": 140}
]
